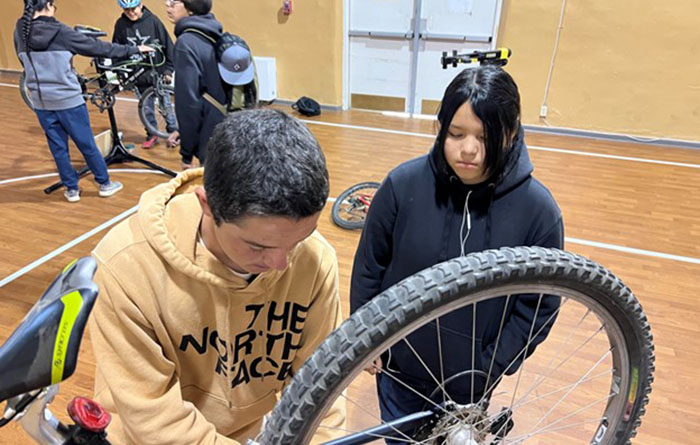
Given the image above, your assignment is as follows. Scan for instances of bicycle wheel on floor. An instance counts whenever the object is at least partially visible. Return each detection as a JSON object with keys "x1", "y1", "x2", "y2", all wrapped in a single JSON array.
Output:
[
  {"x1": 19, "y1": 72, "x2": 34, "y2": 110},
  {"x1": 259, "y1": 247, "x2": 654, "y2": 445},
  {"x1": 331, "y1": 182, "x2": 380, "y2": 230},
  {"x1": 138, "y1": 85, "x2": 177, "y2": 139}
]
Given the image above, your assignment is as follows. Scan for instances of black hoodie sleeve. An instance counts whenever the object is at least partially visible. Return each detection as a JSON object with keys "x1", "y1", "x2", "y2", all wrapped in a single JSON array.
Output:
[
  {"x1": 63, "y1": 25, "x2": 138, "y2": 59},
  {"x1": 349, "y1": 177, "x2": 398, "y2": 313},
  {"x1": 174, "y1": 38, "x2": 205, "y2": 163},
  {"x1": 482, "y1": 217, "x2": 565, "y2": 378}
]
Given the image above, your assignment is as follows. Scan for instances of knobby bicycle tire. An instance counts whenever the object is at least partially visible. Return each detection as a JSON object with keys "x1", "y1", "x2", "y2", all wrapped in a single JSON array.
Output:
[
  {"x1": 331, "y1": 181, "x2": 380, "y2": 230},
  {"x1": 259, "y1": 247, "x2": 654, "y2": 445},
  {"x1": 138, "y1": 85, "x2": 176, "y2": 139}
]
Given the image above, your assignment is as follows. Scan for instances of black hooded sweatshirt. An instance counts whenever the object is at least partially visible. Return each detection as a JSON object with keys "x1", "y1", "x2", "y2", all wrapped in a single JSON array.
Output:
[
  {"x1": 173, "y1": 14, "x2": 228, "y2": 164},
  {"x1": 14, "y1": 16, "x2": 138, "y2": 110},
  {"x1": 112, "y1": 6, "x2": 175, "y2": 87},
  {"x1": 350, "y1": 132, "x2": 564, "y2": 398}
]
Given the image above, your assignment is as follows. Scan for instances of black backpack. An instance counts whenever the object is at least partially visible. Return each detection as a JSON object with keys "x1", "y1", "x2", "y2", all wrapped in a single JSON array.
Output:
[
  {"x1": 292, "y1": 96, "x2": 321, "y2": 117},
  {"x1": 182, "y1": 29, "x2": 257, "y2": 114}
]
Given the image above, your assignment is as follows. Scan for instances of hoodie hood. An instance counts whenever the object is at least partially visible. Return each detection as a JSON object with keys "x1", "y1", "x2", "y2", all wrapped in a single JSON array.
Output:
[
  {"x1": 15, "y1": 16, "x2": 61, "y2": 52},
  {"x1": 428, "y1": 128, "x2": 533, "y2": 199},
  {"x1": 174, "y1": 13, "x2": 223, "y2": 38},
  {"x1": 138, "y1": 168, "x2": 286, "y2": 289}
]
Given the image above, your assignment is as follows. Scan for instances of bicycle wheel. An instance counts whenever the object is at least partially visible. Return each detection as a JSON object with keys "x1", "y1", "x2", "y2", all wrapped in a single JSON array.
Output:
[
  {"x1": 138, "y1": 85, "x2": 177, "y2": 139},
  {"x1": 331, "y1": 182, "x2": 380, "y2": 230},
  {"x1": 260, "y1": 247, "x2": 654, "y2": 445},
  {"x1": 19, "y1": 72, "x2": 34, "y2": 110}
]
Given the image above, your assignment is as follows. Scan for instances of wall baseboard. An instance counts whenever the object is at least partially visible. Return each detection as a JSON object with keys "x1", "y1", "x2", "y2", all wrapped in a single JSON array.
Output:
[{"x1": 523, "y1": 124, "x2": 700, "y2": 150}]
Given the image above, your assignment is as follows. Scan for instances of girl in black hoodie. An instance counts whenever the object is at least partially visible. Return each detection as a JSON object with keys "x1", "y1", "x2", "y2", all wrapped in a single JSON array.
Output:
[{"x1": 350, "y1": 66, "x2": 565, "y2": 439}]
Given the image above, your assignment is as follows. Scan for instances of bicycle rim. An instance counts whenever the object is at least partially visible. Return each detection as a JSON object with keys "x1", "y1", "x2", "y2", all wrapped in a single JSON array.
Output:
[
  {"x1": 331, "y1": 182, "x2": 379, "y2": 230},
  {"x1": 260, "y1": 247, "x2": 653, "y2": 445},
  {"x1": 139, "y1": 86, "x2": 176, "y2": 139}
]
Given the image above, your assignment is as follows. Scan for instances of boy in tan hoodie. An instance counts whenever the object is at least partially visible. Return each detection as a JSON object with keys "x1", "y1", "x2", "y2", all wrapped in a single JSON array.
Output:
[{"x1": 89, "y1": 109, "x2": 344, "y2": 444}]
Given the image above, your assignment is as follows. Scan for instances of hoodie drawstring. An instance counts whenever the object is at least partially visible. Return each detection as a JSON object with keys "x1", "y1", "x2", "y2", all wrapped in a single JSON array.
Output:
[{"x1": 459, "y1": 190, "x2": 473, "y2": 257}]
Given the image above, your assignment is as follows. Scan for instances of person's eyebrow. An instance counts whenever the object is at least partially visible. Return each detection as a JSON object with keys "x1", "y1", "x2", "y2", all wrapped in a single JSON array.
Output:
[{"x1": 243, "y1": 225, "x2": 318, "y2": 249}]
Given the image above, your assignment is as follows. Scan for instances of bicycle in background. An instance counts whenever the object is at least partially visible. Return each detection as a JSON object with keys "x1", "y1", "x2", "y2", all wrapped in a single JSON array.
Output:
[{"x1": 19, "y1": 25, "x2": 176, "y2": 139}]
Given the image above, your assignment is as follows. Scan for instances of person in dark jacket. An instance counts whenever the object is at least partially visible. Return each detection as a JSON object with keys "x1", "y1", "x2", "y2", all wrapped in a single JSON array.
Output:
[
  {"x1": 350, "y1": 65, "x2": 564, "y2": 439},
  {"x1": 113, "y1": 0, "x2": 177, "y2": 148},
  {"x1": 164, "y1": 0, "x2": 227, "y2": 169},
  {"x1": 14, "y1": 0, "x2": 153, "y2": 202}
]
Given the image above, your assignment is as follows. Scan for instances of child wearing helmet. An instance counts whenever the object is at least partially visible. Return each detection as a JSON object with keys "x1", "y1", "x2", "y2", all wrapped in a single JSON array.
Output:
[{"x1": 113, "y1": 0, "x2": 177, "y2": 149}]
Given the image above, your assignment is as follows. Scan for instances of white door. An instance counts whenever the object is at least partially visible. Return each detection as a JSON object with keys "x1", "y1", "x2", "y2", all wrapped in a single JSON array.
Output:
[{"x1": 347, "y1": 0, "x2": 503, "y2": 114}]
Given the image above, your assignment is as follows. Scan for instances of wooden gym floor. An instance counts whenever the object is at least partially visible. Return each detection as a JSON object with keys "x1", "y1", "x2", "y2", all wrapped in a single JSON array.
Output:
[{"x1": 0, "y1": 73, "x2": 699, "y2": 443}]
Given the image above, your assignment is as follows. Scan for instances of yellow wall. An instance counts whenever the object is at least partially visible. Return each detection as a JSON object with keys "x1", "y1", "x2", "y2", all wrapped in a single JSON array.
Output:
[
  {"x1": 0, "y1": 0, "x2": 343, "y2": 105},
  {"x1": 499, "y1": 0, "x2": 700, "y2": 141},
  {"x1": 2, "y1": 1, "x2": 700, "y2": 140}
]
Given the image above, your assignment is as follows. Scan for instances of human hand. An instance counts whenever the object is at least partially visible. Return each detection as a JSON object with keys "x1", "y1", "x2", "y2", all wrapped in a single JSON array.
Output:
[
  {"x1": 138, "y1": 45, "x2": 155, "y2": 53},
  {"x1": 167, "y1": 131, "x2": 180, "y2": 148},
  {"x1": 364, "y1": 357, "x2": 383, "y2": 375}
]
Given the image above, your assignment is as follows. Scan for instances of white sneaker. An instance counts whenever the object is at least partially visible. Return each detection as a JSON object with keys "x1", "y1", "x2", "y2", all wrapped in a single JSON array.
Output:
[
  {"x1": 98, "y1": 181, "x2": 123, "y2": 197},
  {"x1": 64, "y1": 188, "x2": 81, "y2": 202}
]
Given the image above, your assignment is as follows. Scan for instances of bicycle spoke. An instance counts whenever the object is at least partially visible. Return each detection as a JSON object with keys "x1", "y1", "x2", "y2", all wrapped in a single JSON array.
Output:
[
  {"x1": 484, "y1": 294, "x2": 512, "y2": 393},
  {"x1": 479, "y1": 297, "x2": 570, "y2": 404},
  {"x1": 401, "y1": 337, "x2": 457, "y2": 406},
  {"x1": 471, "y1": 302, "x2": 477, "y2": 405},
  {"x1": 469, "y1": 369, "x2": 612, "y2": 432},
  {"x1": 378, "y1": 368, "x2": 465, "y2": 427},
  {"x1": 505, "y1": 397, "x2": 611, "y2": 443},
  {"x1": 528, "y1": 348, "x2": 613, "y2": 432},
  {"x1": 436, "y1": 318, "x2": 446, "y2": 404},
  {"x1": 334, "y1": 391, "x2": 415, "y2": 443}
]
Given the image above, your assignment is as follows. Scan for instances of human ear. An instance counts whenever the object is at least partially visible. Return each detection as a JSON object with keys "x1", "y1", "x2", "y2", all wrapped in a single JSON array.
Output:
[{"x1": 194, "y1": 187, "x2": 213, "y2": 218}]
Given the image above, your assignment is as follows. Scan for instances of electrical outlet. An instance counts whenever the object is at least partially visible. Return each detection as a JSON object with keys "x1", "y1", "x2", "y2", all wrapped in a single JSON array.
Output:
[{"x1": 539, "y1": 105, "x2": 548, "y2": 118}]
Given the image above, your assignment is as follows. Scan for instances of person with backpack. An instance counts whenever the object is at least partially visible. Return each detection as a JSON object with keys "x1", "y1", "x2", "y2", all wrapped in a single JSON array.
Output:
[
  {"x1": 14, "y1": 0, "x2": 153, "y2": 202},
  {"x1": 113, "y1": 0, "x2": 178, "y2": 149},
  {"x1": 165, "y1": 0, "x2": 256, "y2": 169}
]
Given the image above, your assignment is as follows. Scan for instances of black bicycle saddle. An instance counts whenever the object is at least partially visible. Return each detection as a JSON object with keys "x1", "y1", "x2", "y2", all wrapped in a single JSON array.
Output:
[{"x1": 0, "y1": 257, "x2": 98, "y2": 402}]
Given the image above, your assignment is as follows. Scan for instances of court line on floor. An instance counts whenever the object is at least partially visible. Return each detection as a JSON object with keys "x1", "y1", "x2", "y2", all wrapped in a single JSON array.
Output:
[
  {"x1": 1, "y1": 199, "x2": 697, "y2": 289},
  {"x1": 0, "y1": 205, "x2": 138, "y2": 288},
  {"x1": 301, "y1": 120, "x2": 700, "y2": 169},
  {"x1": 0, "y1": 168, "x2": 167, "y2": 186},
  {"x1": 3, "y1": 81, "x2": 697, "y2": 169},
  {"x1": 0, "y1": 195, "x2": 339, "y2": 288}
]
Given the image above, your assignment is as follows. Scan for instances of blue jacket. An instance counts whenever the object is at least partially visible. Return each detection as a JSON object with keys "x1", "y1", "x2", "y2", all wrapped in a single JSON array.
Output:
[
  {"x1": 350, "y1": 132, "x2": 564, "y2": 397},
  {"x1": 173, "y1": 14, "x2": 227, "y2": 163}
]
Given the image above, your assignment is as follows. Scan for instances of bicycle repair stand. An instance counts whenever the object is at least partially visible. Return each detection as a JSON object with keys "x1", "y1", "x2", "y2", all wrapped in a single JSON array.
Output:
[{"x1": 43, "y1": 88, "x2": 176, "y2": 195}]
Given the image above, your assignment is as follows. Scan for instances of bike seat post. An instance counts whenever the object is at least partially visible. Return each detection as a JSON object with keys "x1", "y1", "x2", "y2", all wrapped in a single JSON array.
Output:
[{"x1": 16, "y1": 385, "x2": 69, "y2": 445}]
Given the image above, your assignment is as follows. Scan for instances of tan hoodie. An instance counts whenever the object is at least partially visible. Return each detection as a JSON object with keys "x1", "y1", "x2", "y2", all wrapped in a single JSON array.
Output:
[{"x1": 89, "y1": 169, "x2": 345, "y2": 444}]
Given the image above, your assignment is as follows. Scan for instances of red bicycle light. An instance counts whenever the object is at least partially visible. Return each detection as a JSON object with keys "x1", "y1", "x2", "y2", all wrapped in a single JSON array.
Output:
[{"x1": 67, "y1": 397, "x2": 112, "y2": 432}]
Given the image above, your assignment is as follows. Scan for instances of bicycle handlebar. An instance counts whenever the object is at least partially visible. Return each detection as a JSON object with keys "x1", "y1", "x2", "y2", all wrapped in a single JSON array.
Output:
[{"x1": 441, "y1": 48, "x2": 512, "y2": 69}]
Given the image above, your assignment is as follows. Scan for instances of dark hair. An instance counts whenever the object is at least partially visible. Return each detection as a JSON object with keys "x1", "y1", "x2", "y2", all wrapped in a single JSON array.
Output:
[
  {"x1": 436, "y1": 65, "x2": 521, "y2": 181},
  {"x1": 182, "y1": 0, "x2": 211, "y2": 15},
  {"x1": 21, "y1": 0, "x2": 55, "y2": 108},
  {"x1": 203, "y1": 109, "x2": 329, "y2": 224}
]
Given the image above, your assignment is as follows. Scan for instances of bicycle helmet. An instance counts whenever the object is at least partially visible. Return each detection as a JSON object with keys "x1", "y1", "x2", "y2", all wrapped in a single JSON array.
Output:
[{"x1": 117, "y1": 0, "x2": 141, "y2": 8}]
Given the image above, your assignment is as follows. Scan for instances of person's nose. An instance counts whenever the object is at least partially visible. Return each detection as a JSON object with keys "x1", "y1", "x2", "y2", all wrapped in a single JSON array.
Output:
[
  {"x1": 460, "y1": 135, "x2": 480, "y2": 157},
  {"x1": 263, "y1": 249, "x2": 289, "y2": 271}
]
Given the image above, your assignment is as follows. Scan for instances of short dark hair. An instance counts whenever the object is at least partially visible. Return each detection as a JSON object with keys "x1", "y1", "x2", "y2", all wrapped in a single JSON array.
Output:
[
  {"x1": 203, "y1": 109, "x2": 329, "y2": 224},
  {"x1": 436, "y1": 65, "x2": 521, "y2": 180},
  {"x1": 182, "y1": 0, "x2": 211, "y2": 15}
]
